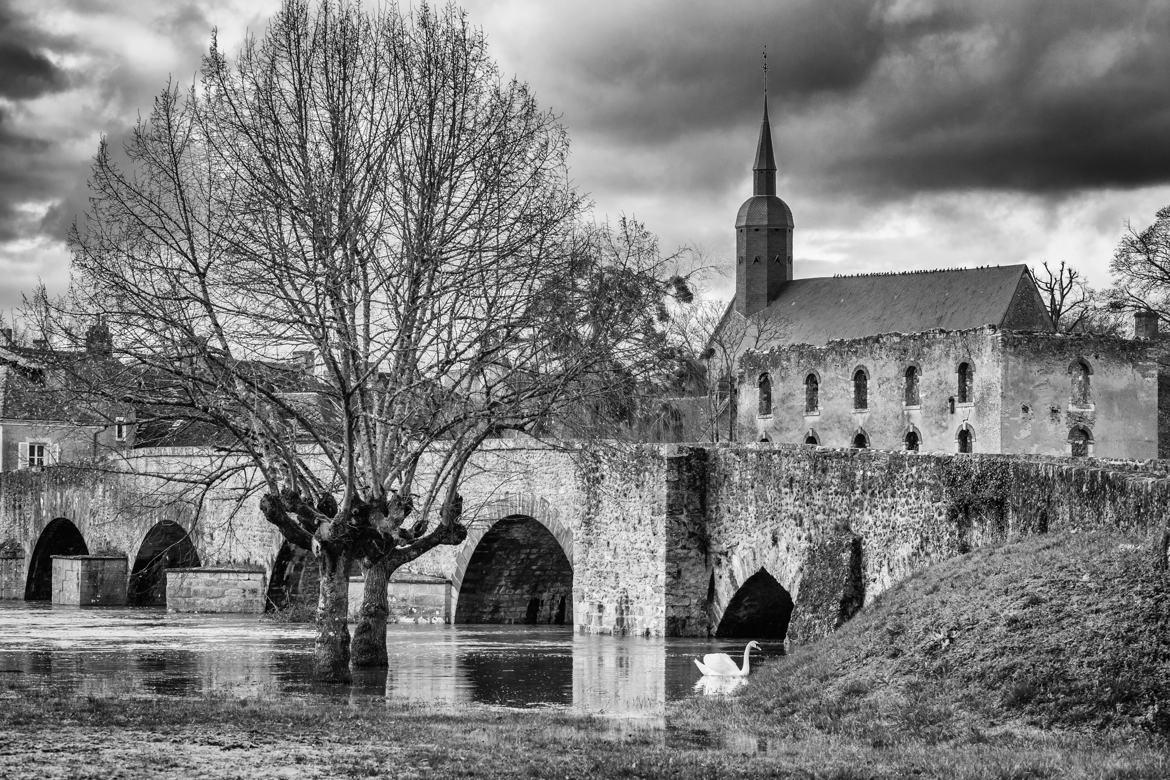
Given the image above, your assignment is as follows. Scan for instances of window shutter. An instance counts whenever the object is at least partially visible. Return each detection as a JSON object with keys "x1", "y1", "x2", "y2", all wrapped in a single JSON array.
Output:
[
  {"x1": 17, "y1": 441, "x2": 28, "y2": 470},
  {"x1": 50, "y1": 443, "x2": 61, "y2": 465}
]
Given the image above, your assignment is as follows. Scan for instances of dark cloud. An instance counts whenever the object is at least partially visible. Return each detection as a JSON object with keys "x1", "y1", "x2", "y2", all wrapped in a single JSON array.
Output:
[
  {"x1": 479, "y1": 0, "x2": 885, "y2": 146},
  {"x1": 0, "y1": 5, "x2": 69, "y2": 99},
  {"x1": 3, "y1": 0, "x2": 1169, "y2": 314},
  {"x1": 0, "y1": 1, "x2": 225, "y2": 248},
  {"x1": 825, "y1": 0, "x2": 1170, "y2": 194},
  {"x1": 480, "y1": 0, "x2": 1170, "y2": 198},
  {"x1": 0, "y1": 40, "x2": 68, "y2": 98}
]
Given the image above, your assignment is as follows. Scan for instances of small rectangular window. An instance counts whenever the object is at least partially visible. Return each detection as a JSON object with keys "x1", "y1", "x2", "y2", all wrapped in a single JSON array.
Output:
[
  {"x1": 115, "y1": 417, "x2": 128, "y2": 442},
  {"x1": 27, "y1": 442, "x2": 46, "y2": 469}
]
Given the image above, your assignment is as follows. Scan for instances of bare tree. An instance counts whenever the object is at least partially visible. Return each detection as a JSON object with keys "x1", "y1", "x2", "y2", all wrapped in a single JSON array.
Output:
[
  {"x1": 666, "y1": 299, "x2": 789, "y2": 442},
  {"x1": 1034, "y1": 260, "x2": 1092, "y2": 332},
  {"x1": 1109, "y1": 205, "x2": 1170, "y2": 329},
  {"x1": 36, "y1": 1, "x2": 684, "y2": 682},
  {"x1": 1033, "y1": 260, "x2": 1126, "y2": 336}
]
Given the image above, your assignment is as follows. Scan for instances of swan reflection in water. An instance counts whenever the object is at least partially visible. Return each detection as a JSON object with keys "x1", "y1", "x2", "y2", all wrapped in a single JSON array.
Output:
[{"x1": 692, "y1": 674, "x2": 748, "y2": 696}]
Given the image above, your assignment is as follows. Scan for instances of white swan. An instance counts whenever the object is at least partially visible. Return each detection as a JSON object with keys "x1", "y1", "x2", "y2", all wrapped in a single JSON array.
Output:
[{"x1": 694, "y1": 640, "x2": 761, "y2": 677}]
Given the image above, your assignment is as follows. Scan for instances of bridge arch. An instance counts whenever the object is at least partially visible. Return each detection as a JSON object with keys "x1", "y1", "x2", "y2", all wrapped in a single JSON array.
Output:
[
  {"x1": 127, "y1": 521, "x2": 200, "y2": 606},
  {"x1": 25, "y1": 517, "x2": 88, "y2": 601},
  {"x1": 714, "y1": 567, "x2": 794, "y2": 640},
  {"x1": 453, "y1": 494, "x2": 574, "y2": 625}
]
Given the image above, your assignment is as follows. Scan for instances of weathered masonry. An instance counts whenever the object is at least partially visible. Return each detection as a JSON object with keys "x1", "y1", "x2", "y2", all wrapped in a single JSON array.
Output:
[
  {"x1": 0, "y1": 443, "x2": 1166, "y2": 647},
  {"x1": 740, "y1": 328, "x2": 1158, "y2": 458}
]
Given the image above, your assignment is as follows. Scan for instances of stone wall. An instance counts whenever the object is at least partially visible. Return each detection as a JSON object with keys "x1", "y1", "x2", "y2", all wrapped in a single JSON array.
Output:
[
  {"x1": 166, "y1": 569, "x2": 265, "y2": 613},
  {"x1": 572, "y1": 446, "x2": 668, "y2": 637},
  {"x1": 0, "y1": 540, "x2": 20, "y2": 600},
  {"x1": 2, "y1": 439, "x2": 1167, "y2": 650},
  {"x1": 51, "y1": 555, "x2": 127, "y2": 606},
  {"x1": 997, "y1": 331, "x2": 1158, "y2": 458},
  {"x1": 689, "y1": 444, "x2": 1170, "y2": 642},
  {"x1": 737, "y1": 327, "x2": 1158, "y2": 459},
  {"x1": 347, "y1": 575, "x2": 452, "y2": 623},
  {"x1": 663, "y1": 448, "x2": 709, "y2": 636},
  {"x1": 739, "y1": 328, "x2": 1005, "y2": 453}
]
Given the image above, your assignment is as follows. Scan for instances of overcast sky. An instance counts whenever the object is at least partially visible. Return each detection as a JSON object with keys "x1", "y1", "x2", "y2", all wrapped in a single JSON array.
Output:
[{"x1": 2, "y1": 0, "x2": 1169, "y2": 310}]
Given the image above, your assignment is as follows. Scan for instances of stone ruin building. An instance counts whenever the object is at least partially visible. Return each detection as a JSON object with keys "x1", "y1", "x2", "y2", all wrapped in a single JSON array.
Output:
[{"x1": 693, "y1": 92, "x2": 1161, "y2": 459}]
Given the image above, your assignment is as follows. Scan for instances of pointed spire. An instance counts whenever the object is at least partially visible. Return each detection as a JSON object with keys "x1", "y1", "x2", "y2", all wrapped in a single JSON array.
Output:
[{"x1": 753, "y1": 49, "x2": 776, "y2": 197}]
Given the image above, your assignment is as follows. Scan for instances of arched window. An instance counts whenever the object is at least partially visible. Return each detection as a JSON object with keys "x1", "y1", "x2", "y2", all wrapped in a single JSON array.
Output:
[
  {"x1": 804, "y1": 429, "x2": 819, "y2": 446},
  {"x1": 853, "y1": 368, "x2": 868, "y2": 410},
  {"x1": 804, "y1": 373, "x2": 819, "y2": 413},
  {"x1": 957, "y1": 425, "x2": 974, "y2": 454},
  {"x1": 1069, "y1": 426, "x2": 1092, "y2": 457},
  {"x1": 957, "y1": 362, "x2": 974, "y2": 403},
  {"x1": 1070, "y1": 359, "x2": 1092, "y2": 407},
  {"x1": 904, "y1": 430, "x2": 920, "y2": 452},
  {"x1": 904, "y1": 366, "x2": 920, "y2": 406},
  {"x1": 852, "y1": 429, "x2": 869, "y2": 449},
  {"x1": 758, "y1": 373, "x2": 772, "y2": 416}
]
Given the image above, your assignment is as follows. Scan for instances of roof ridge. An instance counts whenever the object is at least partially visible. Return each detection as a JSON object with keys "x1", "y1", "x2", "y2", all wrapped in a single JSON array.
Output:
[{"x1": 830, "y1": 265, "x2": 1017, "y2": 279}]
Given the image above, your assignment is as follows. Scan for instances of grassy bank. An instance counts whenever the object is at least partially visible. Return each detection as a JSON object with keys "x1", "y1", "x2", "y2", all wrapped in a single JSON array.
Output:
[
  {"x1": 676, "y1": 528, "x2": 1169, "y2": 777},
  {"x1": 1, "y1": 530, "x2": 1166, "y2": 778}
]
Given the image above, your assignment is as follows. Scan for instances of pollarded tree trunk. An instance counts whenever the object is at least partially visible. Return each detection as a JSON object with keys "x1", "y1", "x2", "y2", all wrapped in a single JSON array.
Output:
[
  {"x1": 351, "y1": 557, "x2": 391, "y2": 668},
  {"x1": 314, "y1": 546, "x2": 352, "y2": 683}
]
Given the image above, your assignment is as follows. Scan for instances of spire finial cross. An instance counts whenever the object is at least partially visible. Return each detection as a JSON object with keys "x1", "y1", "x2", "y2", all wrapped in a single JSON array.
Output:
[{"x1": 762, "y1": 45, "x2": 768, "y2": 95}]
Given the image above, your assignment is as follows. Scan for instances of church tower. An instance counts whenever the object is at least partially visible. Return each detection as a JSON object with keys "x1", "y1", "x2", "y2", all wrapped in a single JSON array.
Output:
[{"x1": 734, "y1": 92, "x2": 794, "y2": 316}]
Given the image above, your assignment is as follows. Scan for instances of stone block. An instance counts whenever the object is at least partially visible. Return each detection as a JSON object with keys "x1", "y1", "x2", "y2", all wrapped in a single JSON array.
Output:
[
  {"x1": 347, "y1": 574, "x2": 453, "y2": 622},
  {"x1": 166, "y1": 568, "x2": 265, "y2": 613},
  {"x1": 51, "y1": 555, "x2": 127, "y2": 606},
  {"x1": 0, "y1": 543, "x2": 23, "y2": 600}
]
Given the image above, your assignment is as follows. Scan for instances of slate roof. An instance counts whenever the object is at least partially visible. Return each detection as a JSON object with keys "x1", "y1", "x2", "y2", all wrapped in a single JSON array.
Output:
[
  {"x1": 754, "y1": 264, "x2": 1044, "y2": 346},
  {"x1": 0, "y1": 344, "x2": 128, "y2": 424}
]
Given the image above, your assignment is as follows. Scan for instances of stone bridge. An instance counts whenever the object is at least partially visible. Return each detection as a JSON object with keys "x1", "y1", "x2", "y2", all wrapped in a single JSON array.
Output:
[{"x1": 1, "y1": 441, "x2": 1167, "y2": 644}]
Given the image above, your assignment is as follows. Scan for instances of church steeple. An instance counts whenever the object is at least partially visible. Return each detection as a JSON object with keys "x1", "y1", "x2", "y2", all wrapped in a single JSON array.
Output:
[
  {"x1": 734, "y1": 54, "x2": 795, "y2": 317},
  {"x1": 753, "y1": 96, "x2": 777, "y2": 197}
]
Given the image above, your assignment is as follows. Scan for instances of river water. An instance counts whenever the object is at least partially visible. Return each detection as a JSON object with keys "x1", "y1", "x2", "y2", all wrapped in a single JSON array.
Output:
[{"x1": 0, "y1": 603, "x2": 777, "y2": 718}]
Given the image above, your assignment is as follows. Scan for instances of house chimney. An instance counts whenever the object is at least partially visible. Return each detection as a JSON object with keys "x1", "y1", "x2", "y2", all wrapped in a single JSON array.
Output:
[
  {"x1": 85, "y1": 320, "x2": 113, "y2": 356},
  {"x1": 1135, "y1": 310, "x2": 1159, "y2": 340}
]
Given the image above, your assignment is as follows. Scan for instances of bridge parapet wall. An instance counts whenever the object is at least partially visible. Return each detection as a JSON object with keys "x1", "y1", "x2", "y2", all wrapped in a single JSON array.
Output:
[
  {"x1": 0, "y1": 460, "x2": 282, "y2": 597},
  {"x1": 693, "y1": 443, "x2": 1170, "y2": 641},
  {"x1": 4, "y1": 442, "x2": 1165, "y2": 648}
]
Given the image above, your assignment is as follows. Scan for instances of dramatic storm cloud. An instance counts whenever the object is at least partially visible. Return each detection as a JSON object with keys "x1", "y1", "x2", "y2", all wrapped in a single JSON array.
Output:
[
  {"x1": 1, "y1": 0, "x2": 1169, "y2": 311},
  {"x1": 0, "y1": 0, "x2": 277, "y2": 309}
]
